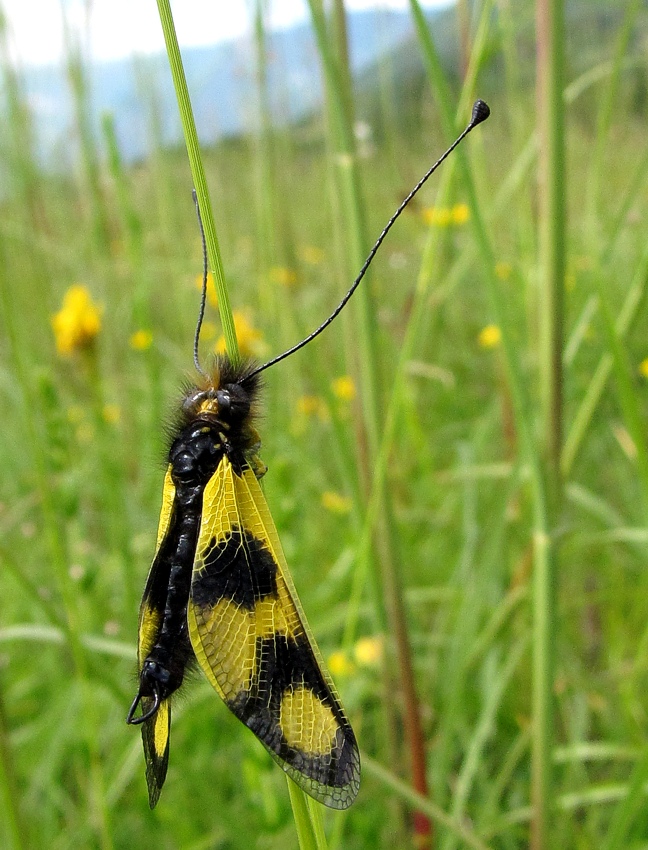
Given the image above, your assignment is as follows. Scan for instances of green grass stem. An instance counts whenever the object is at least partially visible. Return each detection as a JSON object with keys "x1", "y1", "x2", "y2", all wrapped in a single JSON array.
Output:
[
  {"x1": 534, "y1": 1, "x2": 566, "y2": 847},
  {"x1": 306, "y1": 796, "x2": 330, "y2": 850},
  {"x1": 287, "y1": 778, "x2": 321, "y2": 850},
  {"x1": 155, "y1": 0, "x2": 238, "y2": 359},
  {"x1": 307, "y1": 1, "x2": 433, "y2": 841}
]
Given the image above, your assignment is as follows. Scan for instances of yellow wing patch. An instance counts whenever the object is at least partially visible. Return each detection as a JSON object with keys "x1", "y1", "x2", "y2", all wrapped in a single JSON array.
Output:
[
  {"x1": 137, "y1": 603, "x2": 161, "y2": 667},
  {"x1": 187, "y1": 597, "x2": 255, "y2": 701},
  {"x1": 187, "y1": 457, "x2": 360, "y2": 809},
  {"x1": 280, "y1": 687, "x2": 339, "y2": 756},
  {"x1": 137, "y1": 467, "x2": 176, "y2": 666},
  {"x1": 155, "y1": 467, "x2": 175, "y2": 548},
  {"x1": 141, "y1": 698, "x2": 170, "y2": 809},
  {"x1": 153, "y1": 700, "x2": 170, "y2": 757}
]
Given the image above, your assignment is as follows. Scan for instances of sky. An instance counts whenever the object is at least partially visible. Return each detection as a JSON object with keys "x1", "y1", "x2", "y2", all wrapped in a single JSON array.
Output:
[{"x1": 3, "y1": 0, "x2": 452, "y2": 67}]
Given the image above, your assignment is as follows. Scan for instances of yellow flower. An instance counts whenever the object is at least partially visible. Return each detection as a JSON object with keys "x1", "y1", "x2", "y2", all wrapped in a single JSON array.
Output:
[
  {"x1": 451, "y1": 203, "x2": 470, "y2": 225},
  {"x1": 103, "y1": 404, "x2": 121, "y2": 425},
  {"x1": 195, "y1": 271, "x2": 218, "y2": 308},
  {"x1": 297, "y1": 395, "x2": 322, "y2": 416},
  {"x1": 51, "y1": 285, "x2": 102, "y2": 355},
  {"x1": 422, "y1": 206, "x2": 451, "y2": 227},
  {"x1": 327, "y1": 651, "x2": 355, "y2": 677},
  {"x1": 354, "y1": 635, "x2": 383, "y2": 667},
  {"x1": 639, "y1": 358, "x2": 648, "y2": 378},
  {"x1": 495, "y1": 261, "x2": 512, "y2": 281},
  {"x1": 478, "y1": 324, "x2": 501, "y2": 349},
  {"x1": 331, "y1": 376, "x2": 356, "y2": 402},
  {"x1": 423, "y1": 204, "x2": 470, "y2": 227},
  {"x1": 215, "y1": 311, "x2": 265, "y2": 358},
  {"x1": 299, "y1": 246, "x2": 325, "y2": 266},
  {"x1": 269, "y1": 266, "x2": 298, "y2": 287},
  {"x1": 130, "y1": 329, "x2": 153, "y2": 351},
  {"x1": 321, "y1": 491, "x2": 352, "y2": 515}
]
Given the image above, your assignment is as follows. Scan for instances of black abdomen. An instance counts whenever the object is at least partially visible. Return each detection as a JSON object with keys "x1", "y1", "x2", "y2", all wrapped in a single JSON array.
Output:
[{"x1": 140, "y1": 420, "x2": 226, "y2": 700}]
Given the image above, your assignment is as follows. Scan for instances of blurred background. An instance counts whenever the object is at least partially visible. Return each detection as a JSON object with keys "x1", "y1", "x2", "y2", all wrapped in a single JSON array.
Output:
[{"x1": 1, "y1": 0, "x2": 648, "y2": 848}]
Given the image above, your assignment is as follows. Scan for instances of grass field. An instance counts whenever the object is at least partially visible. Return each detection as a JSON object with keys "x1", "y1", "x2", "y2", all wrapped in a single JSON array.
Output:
[{"x1": 2, "y1": 1, "x2": 648, "y2": 848}]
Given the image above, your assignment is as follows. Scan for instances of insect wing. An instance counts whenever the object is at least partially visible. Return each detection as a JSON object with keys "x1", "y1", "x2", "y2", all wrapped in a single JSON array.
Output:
[
  {"x1": 187, "y1": 458, "x2": 360, "y2": 809},
  {"x1": 136, "y1": 466, "x2": 176, "y2": 807},
  {"x1": 137, "y1": 466, "x2": 176, "y2": 665}
]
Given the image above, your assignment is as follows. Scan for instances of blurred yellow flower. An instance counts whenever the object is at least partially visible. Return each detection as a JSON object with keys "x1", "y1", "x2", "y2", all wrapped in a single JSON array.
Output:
[
  {"x1": 195, "y1": 271, "x2": 218, "y2": 308},
  {"x1": 451, "y1": 203, "x2": 470, "y2": 224},
  {"x1": 422, "y1": 204, "x2": 469, "y2": 227},
  {"x1": 216, "y1": 311, "x2": 265, "y2": 358},
  {"x1": 422, "y1": 206, "x2": 452, "y2": 227},
  {"x1": 296, "y1": 395, "x2": 322, "y2": 416},
  {"x1": 300, "y1": 246, "x2": 325, "y2": 266},
  {"x1": 331, "y1": 375, "x2": 356, "y2": 401},
  {"x1": 639, "y1": 358, "x2": 648, "y2": 378},
  {"x1": 321, "y1": 491, "x2": 352, "y2": 515},
  {"x1": 478, "y1": 324, "x2": 502, "y2": 349},
  {"x1": 354, "y1": 635, "x2": 383, "y2": 667},
  {"x1": 495, "y1": 261, "x2": 512, "y2": 281},
  {"x1": 103, "y1": 404, "x2": 121, "y2": 425},
  {"x1": 327, "y1": 650, "x2": 355, "y2": 677},
  {"x1": 269, "y1": 266, "x2": 298, "y2": 287},
  {"x1": 130, "y1": 329, "x2": 153, "y2": 351},
  {"x1": 51, "y1": 285, "x2": 102, "y2": 355}
]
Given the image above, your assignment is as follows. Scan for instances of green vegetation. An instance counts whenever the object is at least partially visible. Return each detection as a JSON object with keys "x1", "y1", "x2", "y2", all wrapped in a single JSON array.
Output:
[{"x1": 1, "y1": 1, "x2": 648, "y2": 848}]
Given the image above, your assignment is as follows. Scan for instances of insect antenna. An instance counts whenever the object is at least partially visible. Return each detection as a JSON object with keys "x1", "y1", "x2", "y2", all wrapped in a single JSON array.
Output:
[
  {"x1": 192, "y1": 188, "x2": 210, "y2": 380},
  {"x1": 247, "y1": 99, "x2": 490, "y2": 381}
]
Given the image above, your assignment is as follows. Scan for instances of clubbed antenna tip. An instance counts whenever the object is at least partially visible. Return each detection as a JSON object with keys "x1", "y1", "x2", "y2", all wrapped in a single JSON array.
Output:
[{"x1": 471, "y1": 99, "x2": 490, "y2": 126}]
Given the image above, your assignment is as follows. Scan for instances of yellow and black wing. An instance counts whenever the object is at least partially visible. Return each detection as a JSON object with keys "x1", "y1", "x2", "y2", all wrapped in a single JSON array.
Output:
[
  {"x1": 187, "y1": 457, "x2": 360, "y2": 809},
  {"x1": 135, "y1": 466, "x2": 175, "y2": 808}
]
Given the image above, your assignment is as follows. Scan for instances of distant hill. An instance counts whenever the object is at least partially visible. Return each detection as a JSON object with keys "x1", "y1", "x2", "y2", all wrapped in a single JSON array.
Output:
[
  {"x1": 21, "y1": 6, "x2": 454, "y2": 167},
  {"x1": 19, "y1": 1, "x2": 647, "y2": 168}
]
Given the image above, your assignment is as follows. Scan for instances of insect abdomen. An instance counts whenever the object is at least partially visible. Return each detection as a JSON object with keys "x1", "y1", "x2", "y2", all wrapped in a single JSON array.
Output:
[{"x1": 138, "y1": 420, "x2": 226, "y2": 700}]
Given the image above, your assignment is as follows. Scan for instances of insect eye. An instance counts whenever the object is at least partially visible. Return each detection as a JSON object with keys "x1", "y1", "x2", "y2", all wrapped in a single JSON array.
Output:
[
  {"x1": 216, "y1": 390, "x2": 231, "y2": 416},
  {"x1": 183, "y1": 391, "x2": 206, "y2": 413}
]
